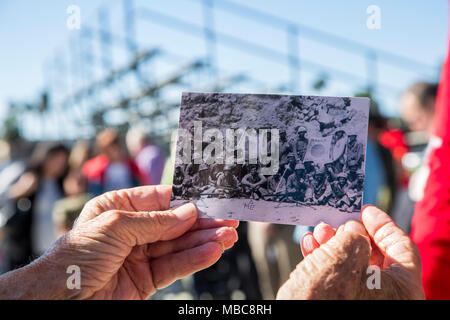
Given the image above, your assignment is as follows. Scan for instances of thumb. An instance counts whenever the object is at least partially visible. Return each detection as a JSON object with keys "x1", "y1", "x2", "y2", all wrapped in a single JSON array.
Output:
[
  {"x1": 361, "y1": 205, "x2": 421, "y2": 278},
  {"x1": 95, "y1": 203, "x2": 198, "y2": 246},
  {"x1": 277, "y1": 231, "x2": 370, "y2": 300}
]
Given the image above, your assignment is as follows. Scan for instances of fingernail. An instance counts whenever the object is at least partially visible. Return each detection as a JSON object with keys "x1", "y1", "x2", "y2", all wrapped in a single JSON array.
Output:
[
  {"x1": 315, "y1": 221, "x2": 330, "y2": 232},
  {"x1": 361, "y1": 204, "x2": 375, "y2": 213},
  {"x1": 344, "y1": 220, "x2": 366, "y2": 236},
  {"x1": 302, "y1": 233, "x2": 315, "y2": 251},
  {"x1": 172, "y1": 203, "x2": 197, "y2": 221},
  {"x1": 315, "y1": 221, "x2": 326, "y2": 229}
]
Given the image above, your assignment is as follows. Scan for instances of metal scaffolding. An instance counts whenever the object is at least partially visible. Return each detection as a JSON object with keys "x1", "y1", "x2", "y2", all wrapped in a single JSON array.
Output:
[{"x1": 14, "y1": 0, "x2": 439, "y2": 142}]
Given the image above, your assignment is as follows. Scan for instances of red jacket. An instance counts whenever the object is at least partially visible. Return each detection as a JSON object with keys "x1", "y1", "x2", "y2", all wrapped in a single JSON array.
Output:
[
  {"x1": 410, "y1": 32, "x2": 450, "y2": 299},
  {"x1": 81, "y1": 154, "x2": 143, "y2": 195}
]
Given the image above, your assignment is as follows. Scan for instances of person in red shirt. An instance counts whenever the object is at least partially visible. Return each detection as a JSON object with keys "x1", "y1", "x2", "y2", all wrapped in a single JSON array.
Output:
[
  {"x1": 82, "y1": 128, "x2": 143, "y2": 195},
  {"x1": 410, "y1": 30, "x2": 450, "y2": 299}
]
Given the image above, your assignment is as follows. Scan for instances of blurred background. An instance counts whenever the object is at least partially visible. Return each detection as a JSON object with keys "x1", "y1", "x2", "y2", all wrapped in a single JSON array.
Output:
[{"x1": 0, "y1": 0, "x2": 447, "y2": 299}]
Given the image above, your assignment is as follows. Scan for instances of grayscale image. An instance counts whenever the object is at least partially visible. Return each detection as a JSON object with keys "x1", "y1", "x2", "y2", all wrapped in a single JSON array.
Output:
[{"x1": 171, "y1": 92, "x2": 370, "y2": 227}]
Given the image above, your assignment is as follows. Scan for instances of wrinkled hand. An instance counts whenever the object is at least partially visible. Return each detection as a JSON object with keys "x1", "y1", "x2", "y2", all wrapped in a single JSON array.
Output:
[
  {"x1": 39, "y1": 185, "x2": 238, "y2": 300},
  {"x1": 277, "y1": 206, "x2": 424, "y2": 300}
]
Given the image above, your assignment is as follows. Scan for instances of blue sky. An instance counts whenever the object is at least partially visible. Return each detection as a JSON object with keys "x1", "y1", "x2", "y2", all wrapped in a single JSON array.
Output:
[{"x1": 0, "y1": 0, "x2": 448, "y2": 140}]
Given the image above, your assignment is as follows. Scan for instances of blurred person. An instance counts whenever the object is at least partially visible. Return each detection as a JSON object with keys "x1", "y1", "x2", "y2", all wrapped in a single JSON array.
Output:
[
  {"x1": 2, "y1": 143, "x2": 69, "y2": 270},
  {"x1": 0, "y1": 138, "x2": 33, "y2": 207},
  {"x1": 400, "y1": 82, "x2": 438, "y2": 137},
  {"x1": 0, "y1": 139, "x2": 27, "y2": 273},
  {"x1": 248, "y1": 220, "x2": 300, "y2": 299},
  {"x1": 0, "y1": 140, "x2": 10, "y2": 171},
  {"x1": 0, "y1": 152, "x2": 26, "y2": 207},
  {"x1": 391, "y1": 82, "x2": 437, "y2": 233},
  {"x1": 192, "y1": 220, "x2": 262, "y2": 300},
  {"x1": 52, "y1": 169, "x2": 90, "y2": 237},
  {"x1": 68, "y1": 140, "x2": 91, "y2": 170},
  {"x1": 82, "y1": 128, "x2": 142, "y2": 195},
  {"x1": 353, "y1": 93, "x2": 396, "y2": 212},
  {"x1": 364, "y1": 114, "x2": 390, "y2": 209},
  {"x1": 126, "y1": 127, "x2": 166, "y2": 185},
  {"x1": 160, "y1": 130, "x2": 178, "y2": 185},
  {"x1": 411, "y1": 36, "x2": 450, "y2": 299}
]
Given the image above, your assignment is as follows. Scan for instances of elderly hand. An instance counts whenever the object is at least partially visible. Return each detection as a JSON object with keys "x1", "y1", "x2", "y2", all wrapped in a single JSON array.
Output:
[
  {"x1": 277, "y1": 205, "x2": 424, "y2": 300},
  {"x1": 0, "y1": 185, "x2": 238, "y2": 300}
]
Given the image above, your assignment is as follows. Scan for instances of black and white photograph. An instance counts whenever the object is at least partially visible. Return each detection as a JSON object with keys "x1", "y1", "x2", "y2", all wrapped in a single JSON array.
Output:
[{"x1": 171, "y1": 92, "x2": 369, "y2": 227}]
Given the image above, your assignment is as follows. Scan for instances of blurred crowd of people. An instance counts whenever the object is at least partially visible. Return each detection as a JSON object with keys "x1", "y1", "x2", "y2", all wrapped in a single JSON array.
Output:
[
  {"x1": 0, "y1": 126, "x2": 166, "y2": 272},
  {"x1": 0, "y1": 80, "x2": 438, "y2": 299}
]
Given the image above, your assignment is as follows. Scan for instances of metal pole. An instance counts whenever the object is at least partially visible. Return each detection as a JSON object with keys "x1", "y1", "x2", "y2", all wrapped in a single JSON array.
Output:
[
  {"x1": 98, "y1": 7, "x2": 112, "y2": 77},
  {"x1": 366, "y1": 51, "x2": 377, "y2": 94},
  {"x1": 203, "y1": 0, "x2": 218, "y2": 83},
  {"x1": 123, "y1": 0, "x2": 137, "y2": 57},
  {"x1": 287, "y1": 24, "x2": 300, "y2": 93}
]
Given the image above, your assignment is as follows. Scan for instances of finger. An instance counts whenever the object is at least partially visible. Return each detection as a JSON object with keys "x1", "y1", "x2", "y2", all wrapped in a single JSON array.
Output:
[
  {"x1": 94, "y1": 203, "x2": 198, "y2": 246},
  {"x1": 313, "y1": 222, "x2": 336, "y2": 245},
  {"x1": 343, "y1": 220, "x2": 370, "y2": 243},
  {"x1": 278, "y1": 231, "x2": 370, "y2": 299},
  {"x1": 189, "y1": 218, "x2": 239, "y2": 231},
  {"x1": 151, "y1": 241, "x2": 225, "y2": 289},
  {"x1": 301, "y1": 232, "x2": 320, "y2": 257},
  {"x1": 336, "y1": 224, "x2": 345, "y2": 235},
  {"x1": 339, "y1": 218, "x2": 383, "y2": 268},
  {"x1": 369, "y1": 238, "x2": 385, "y2": 267},
  {"x1": 77, "y1": 185, "x2": 173, "y2": 224},
  {"x1": 361, "y1": 205, "x2": 421, "y2": 274},
  {"x1": 147, "y1": 226, "x2": 238, "y2": 258}
]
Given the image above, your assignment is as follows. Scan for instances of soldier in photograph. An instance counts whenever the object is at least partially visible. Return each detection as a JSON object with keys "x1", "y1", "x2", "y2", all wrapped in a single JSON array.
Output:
[
  {"x1": 266, "y1": 168, "x2": 287, "y2": 201},
  {"x1": 292, "y1": 126, "x2": 309, "y2": 162},
  {"x1": 215, "y1": 164, "x2": 241, "y2": 198},
  {"x1": 242, "y1": 165, "x2": 267, "y2": 200},
  {"x1": 324, "y1": 162, "x2": 336, "y2": 183},
  {"x1": 347, "y1": 159, "x2": 363, "y2": 189},
  {"x1": 184, "y1": 156, "x2": 200, "y2": 179},
  {"x1": 181, "y1": 163, "x2": 198, "y2": 198},
  {"x1": 209, "y1": 163, "x2": 223, "y2": 187},
  {"x1": 305, "y1": 167, "x2": 333, "y2": 205},
  {"x1": 329, "y1": 130, "x2": 347, "y2": 173},
  {"x1": 280, "y1": 153, "x2": 297, "y2": 182},
  {"x1": 346, "y1": 134, "x2": 364, "y2": 169},
  {"x1": 191, "y1": 163, "x2": 216, "y2": 198},
  {"x1": 279, "y1": 131, "x2": 293, "y2": 167},
  {"x1": 346, "y1": 173, "x2": 364, "y2": 212},
  {"x1": 303, "y1": 160, "x2": 317, "y2": 185},
  {"x1": 286, "y1": 163, "x2": 309, "y2": 203},
  {"x1": 172, "y1": 165, "x2": 185, "y2": 198},
  {"x1": 329, "y1": 173, "x2": 352, "y2": 211}
]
